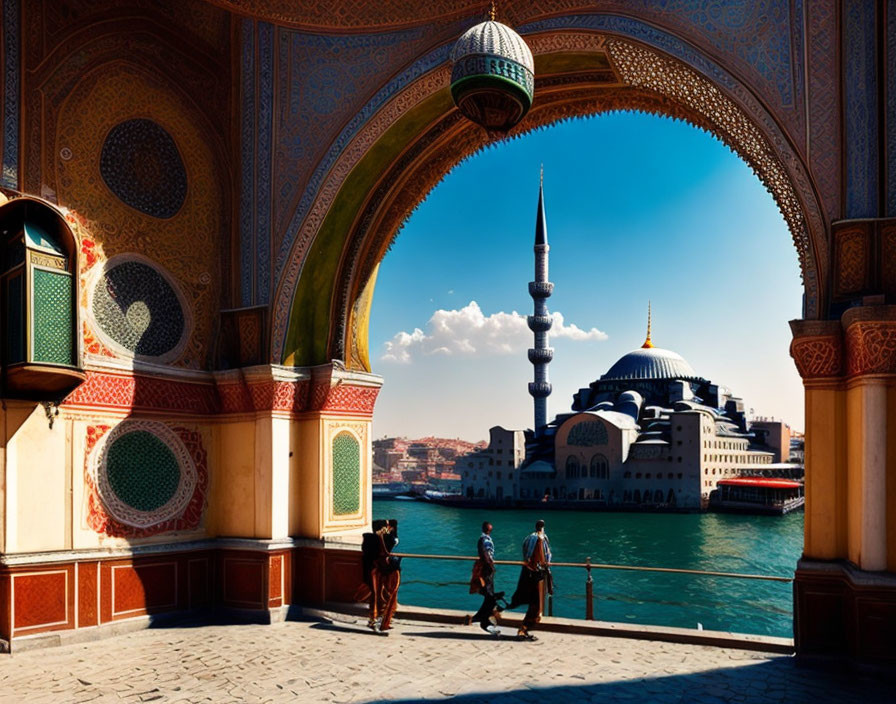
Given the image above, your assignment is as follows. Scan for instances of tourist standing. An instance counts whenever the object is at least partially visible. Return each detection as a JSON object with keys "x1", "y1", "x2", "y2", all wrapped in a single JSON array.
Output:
[
  {"x1": 469, "y1": 521, "x2": 502, "y2": 635},
  {"x1": 508, "y1": 519, "x2": 552, "y2": 640},
  {"x1": 358, "y1": 519, "x2": 402, "y2": 633}
]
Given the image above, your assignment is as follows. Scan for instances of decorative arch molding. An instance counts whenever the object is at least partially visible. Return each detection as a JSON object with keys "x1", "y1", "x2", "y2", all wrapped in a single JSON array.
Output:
[{"x1": 273, "y1": 21, "x2": 828, "y2": 369}]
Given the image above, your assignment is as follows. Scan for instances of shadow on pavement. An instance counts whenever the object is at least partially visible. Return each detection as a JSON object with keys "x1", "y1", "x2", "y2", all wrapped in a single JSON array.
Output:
[
  {"x1": 310, "y1": 621, "x2": 392, "y2": 637},
  {"x1": 374, "y1": 658, "x2": 894, "y2": 704},
  {"x1": 401, "y1": 630, "x2": 511, "y2": 641}
]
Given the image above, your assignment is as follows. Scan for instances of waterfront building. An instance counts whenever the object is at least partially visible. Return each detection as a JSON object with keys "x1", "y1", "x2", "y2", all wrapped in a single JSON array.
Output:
[{"x1": 459, "y1": 426, "x2": 527, "y2": 500}]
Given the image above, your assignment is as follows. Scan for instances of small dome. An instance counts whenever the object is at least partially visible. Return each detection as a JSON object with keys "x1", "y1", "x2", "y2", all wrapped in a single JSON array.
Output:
[
  {"x1": 602, "y1": 347, "x2": 699, "y2": 381},
  {"x1": 450, "y1": 19, "x2": 534, "y2": 133},
  {"x1": 450, "y1": 21, "x2": 534, "y2": 71}
]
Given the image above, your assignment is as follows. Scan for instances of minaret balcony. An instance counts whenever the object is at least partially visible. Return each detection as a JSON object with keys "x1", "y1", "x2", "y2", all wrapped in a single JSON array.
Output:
[
  {"x1": 528, "y1": 281, "x2": 554, "y2": 298},
  {"x1": 527, "y1": 314, "x2": 553, "y2": 332},
  {"x1": 528, "y1": 381, "x2": 553, "y2": 398},
  {"x1": 527, "y1": 347, "x2": 554, "y2": 364}
]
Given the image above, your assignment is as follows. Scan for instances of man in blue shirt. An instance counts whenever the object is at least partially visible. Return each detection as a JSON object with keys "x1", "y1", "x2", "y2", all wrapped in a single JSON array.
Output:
[{"x1": 469, "y1": 521, "x2": 502, "y2": 635}]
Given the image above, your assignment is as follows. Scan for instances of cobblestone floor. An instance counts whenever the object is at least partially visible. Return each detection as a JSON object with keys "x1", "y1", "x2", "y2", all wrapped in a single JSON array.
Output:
[{"x1": 0, "y1": 616, "x2": 890, "y2": 703}]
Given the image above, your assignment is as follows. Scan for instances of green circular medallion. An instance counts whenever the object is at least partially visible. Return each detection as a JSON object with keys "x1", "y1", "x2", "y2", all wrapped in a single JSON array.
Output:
[{"x1": 106, "y1": 430, "x2": 181, "y2": 511}]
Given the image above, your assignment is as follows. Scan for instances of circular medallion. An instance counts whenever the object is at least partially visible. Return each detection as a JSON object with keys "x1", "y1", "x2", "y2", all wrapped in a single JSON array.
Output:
[
  {"x1": 94, "y1": 421, "x2": 197, "y2": 529},
  {"x1": 91, "y1": 258, "x2": 187, "y2": 359},
  {"x1": 100, "y1": 118, "x2": 187, "y2": 219}
]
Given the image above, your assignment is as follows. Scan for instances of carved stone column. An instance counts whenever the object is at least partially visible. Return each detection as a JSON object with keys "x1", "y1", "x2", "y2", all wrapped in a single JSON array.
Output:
[{"x1": 790, "y1": 307, "x2": 896, "y2": 665}]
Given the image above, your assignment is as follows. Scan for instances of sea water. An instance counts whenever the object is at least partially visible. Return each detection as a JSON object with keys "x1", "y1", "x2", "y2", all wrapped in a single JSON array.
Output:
[{"x1": 373, "y1": 500, "x2": 802, "y2": 637}]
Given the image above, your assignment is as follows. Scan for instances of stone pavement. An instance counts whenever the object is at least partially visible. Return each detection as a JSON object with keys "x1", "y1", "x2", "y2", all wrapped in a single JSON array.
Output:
[{"x1": 0, "y1": 615, "x2": 890, "y2": 704}]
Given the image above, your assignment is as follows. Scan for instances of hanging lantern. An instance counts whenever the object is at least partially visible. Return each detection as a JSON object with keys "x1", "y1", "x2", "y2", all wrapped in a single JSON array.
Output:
[{"x1": 449, "y1": 5, "x2": 534, "y2": 133}]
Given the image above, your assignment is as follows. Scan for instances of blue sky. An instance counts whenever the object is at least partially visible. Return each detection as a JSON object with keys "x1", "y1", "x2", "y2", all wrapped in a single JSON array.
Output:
[{"x1": 369, "y1": 111, "x2": 804, "y2": 441}]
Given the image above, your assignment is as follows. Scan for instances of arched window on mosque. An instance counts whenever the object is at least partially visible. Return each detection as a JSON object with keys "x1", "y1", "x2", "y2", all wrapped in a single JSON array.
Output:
[
  {"x1": 566, "y1": 455, "x2": 579, "y2": 479},
  {"x1": 590, "y1": 454, "x2": 608, "y2": 480},
  {"x1": 0, "y1": 197, "x2": 84, "y2": 399}
]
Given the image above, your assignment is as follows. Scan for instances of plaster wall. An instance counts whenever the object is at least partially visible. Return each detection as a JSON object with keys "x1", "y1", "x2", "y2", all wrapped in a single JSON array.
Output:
[
  {"x1": 211, "y1": 419, "x2": 258, "y2": 538},
  {"x1": 5, "y1": 403, "x2": 68, "y2": 553}
]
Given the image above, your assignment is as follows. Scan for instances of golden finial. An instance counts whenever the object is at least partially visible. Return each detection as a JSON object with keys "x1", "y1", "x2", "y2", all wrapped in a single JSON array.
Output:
[
  {"x1": 488, "y1": 2, "x2": 497, "y2": 21},
  {"x1": 539, "y1": 163, "x2": 544, "y2": 187},
  {"x1": 642, "y1": 301, "x2": 654, "y2": 348}
]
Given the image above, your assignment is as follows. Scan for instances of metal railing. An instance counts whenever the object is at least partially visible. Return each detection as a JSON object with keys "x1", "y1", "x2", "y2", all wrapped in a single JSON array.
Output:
[{"x1": 392, "y1": 552, "x2": 792, "y2": 620}]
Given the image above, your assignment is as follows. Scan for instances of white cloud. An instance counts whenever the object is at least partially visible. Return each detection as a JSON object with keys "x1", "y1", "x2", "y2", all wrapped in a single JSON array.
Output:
[{"x1": 380, "y1": 301, "x2": 607, "y2": 363}]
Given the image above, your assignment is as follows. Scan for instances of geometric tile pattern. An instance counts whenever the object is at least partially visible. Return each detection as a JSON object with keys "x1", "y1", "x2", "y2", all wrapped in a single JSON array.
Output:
[
  {"x1": 52, "y1": 63, "x2": 223, "y2": 369},
  {"x1": 85, "y1": 421, "x2": 208, "y2": 538},
  {"x1": 91, "y1": 259, "x2": 186, "y2": 359},
  {"x1": 331, "y1": 431, "x2": 360, "y2": 516},
  {"x1": 1, "y1": 0, "x2": 19, "y2": 189},
  {"x1": 93, "y1": 421, "x2": 195, "y2": 529},
  {"x1": 105, "y1": 430, "x2": 181, "y2": 512},
  {"x1": 99, "y1": 119, "x2": 187, "y2": 219},
  {"x1": 32, "y1": 268, "x2": 74, "y2": 365}
]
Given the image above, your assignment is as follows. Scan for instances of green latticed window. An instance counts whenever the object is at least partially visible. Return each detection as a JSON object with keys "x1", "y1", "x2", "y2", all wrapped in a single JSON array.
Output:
[
  {"x1": 332, "y1": 432, "x2": 360, "y2": 516},
  {"x1": 32, "y1": 268, "x2": 73, "y2": 365}
]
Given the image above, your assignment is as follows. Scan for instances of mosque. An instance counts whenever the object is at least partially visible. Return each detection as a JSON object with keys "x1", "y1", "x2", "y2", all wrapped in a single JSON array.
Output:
[{"x1": 460, "y1": 183, "x2": 788, "y2": 511}]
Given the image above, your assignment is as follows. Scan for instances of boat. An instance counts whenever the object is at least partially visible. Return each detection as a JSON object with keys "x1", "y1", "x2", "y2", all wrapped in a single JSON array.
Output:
[
  {"x1": 372, "y1": 482, "x2": 412, "y2": 499},
  {"x1": 709, "y1": 477, "x2": 804, "y2": 515}
]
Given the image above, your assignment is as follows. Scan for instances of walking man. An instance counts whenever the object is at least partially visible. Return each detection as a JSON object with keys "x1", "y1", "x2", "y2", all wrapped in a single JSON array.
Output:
[
  {"x1": 470, "y1": 521, "x2": 502, "y2": 635},
  {"x1": 508, "y1": 519, "x2": 552, "y2": 640}
]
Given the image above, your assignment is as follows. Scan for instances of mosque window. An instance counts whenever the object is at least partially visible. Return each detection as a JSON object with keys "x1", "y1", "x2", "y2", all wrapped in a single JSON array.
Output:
[
  {"x1": 0, "y1": 198, "x2": 84, "y2": 398},
  {"x1": 567, "y1": 421, "x2": 608, "y2": 446},
  {"x1": 646, "y1": 473, "x2": 651, "y2": 479},
  {"x1": 624, "y1": 471, "x2": 631, "y2": 478},
  {"x1": 590, "y1": 454, "x2": 608, "y2": 479},
  {"x1": 677, "y1": 457, "x2": 682, "y2": 463},
  {"x1": 677, "y1": 473, "x2": 683, "y2": 479},
  {"x1": 332, "y1": 432, "x2": 361, "y2": 516}
]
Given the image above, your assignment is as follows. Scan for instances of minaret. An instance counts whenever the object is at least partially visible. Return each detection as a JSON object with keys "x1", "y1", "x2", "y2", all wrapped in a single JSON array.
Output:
[{"x1": 527, "y1": 168, "x2": 553, "y2": 435}]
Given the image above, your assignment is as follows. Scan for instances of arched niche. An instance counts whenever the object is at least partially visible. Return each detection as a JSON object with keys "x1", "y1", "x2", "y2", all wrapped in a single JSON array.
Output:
[{"x1": 0, "y1": 196, "x2": 85, "y2": 399}]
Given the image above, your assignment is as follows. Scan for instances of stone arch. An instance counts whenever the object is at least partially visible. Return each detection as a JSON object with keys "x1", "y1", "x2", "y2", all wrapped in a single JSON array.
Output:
[{"x1": 273, "y1": 24, "x2": 828, "y2": 369}]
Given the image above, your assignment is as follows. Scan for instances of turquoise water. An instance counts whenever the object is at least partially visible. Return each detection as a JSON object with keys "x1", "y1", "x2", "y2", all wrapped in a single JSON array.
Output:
[{"x1": 373, "y1": 501, "x2": 802, "y2": 638}]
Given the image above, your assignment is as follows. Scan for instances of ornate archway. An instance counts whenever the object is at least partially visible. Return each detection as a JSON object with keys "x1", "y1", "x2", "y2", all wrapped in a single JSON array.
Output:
[{"x1": 271, "y1": 24, "x2": 828, "y2": 370}]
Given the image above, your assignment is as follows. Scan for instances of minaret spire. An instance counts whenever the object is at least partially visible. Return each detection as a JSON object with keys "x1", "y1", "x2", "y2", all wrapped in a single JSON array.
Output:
[
  {"x1": 527, "y1": 168, "x2": 553, "y2": 436},
  {"x1": 641, "y1": 301, "x2": 654, "y2": 349}
]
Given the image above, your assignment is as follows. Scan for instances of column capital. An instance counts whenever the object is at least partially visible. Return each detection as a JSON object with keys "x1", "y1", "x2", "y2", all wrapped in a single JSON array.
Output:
[
  {"x1": 789, "y1": 319, "x2": 843, "y2": 380},
  {"x1": 841, "y1": 305, "x2": 896, "y2": 377}
]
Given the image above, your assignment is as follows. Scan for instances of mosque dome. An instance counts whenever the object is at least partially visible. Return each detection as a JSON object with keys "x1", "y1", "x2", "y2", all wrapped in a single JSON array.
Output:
[
  {"x1": 449, "y1": 9, "x2": 534, "y2": 133},
  {"x1": 601, "y1": 347, "x2": 699, "y2": 381}
]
